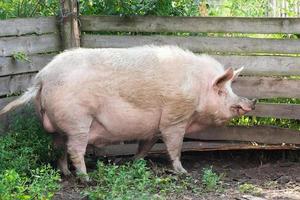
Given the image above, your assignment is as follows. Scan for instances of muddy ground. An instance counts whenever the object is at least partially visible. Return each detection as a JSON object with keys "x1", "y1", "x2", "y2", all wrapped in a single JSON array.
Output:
[{"x1": 54, "y1": 150, "x2": 300, "y2": 200}]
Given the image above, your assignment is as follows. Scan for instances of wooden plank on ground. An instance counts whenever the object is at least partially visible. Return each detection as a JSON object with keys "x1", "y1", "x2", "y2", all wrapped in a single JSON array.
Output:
[
  {"x1": 0, "y1": 73, "x2": 36, "y2": 96},
  {"x1": 0, "y1": 33, "x2": 61, "y2": 56},
  {"x1": 233, "y1": 76, "x2": 300, "y2": 99},
  {"x1": 88, "y1": 141, "x2": 299, "y2": 157},
  {"x1": 214, "y1": 55, "x2": 300, "y2": 76},
  {"x1": 0, "y1": 16, "x2": 58, "y2": 37},
  {"x1": 80, "y1": 15, "x2": 300, "y2": 34},
  {"x1": 0, "y1": 54, "x2": 54, "y2": 76},
  {"x1": 185, "y1": 126, "x2": 300, "y2": 144},
  {"x1": 247, "y1": 103, "x2": 300, "y2": 119},
  {"x1": 81, "y1": 35, "x2": 300, "y2": 54}
]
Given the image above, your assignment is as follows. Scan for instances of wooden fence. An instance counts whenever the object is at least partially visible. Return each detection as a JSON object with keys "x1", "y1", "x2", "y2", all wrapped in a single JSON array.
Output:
[{"x1": 1, "y1": 13, "x2": 300, "y2": 155}]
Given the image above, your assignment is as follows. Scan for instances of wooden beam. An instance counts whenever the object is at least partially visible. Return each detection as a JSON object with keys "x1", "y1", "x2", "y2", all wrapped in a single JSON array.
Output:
[
  {"x1": 247, "y1": 103, "x2": 300, "y2": 119},
  {"x1": 0, "y1": 54, "x2": 54, "y2": 76},
  {"x1": 0, "y1": 34, "x2": 60, "y2": 56},
  {"x1": 81, "y1": 35, "x2": 300, "y2": 54},
  {"x1": 185, "y1": 126, "x2": 300, "y2": 144},
  {"x1": 80, "y1": 15, "x2": 300, "y2": 34},
  {"x1": 214, "y1": 55, "x2": 300, "y2": 76},
  {"x1": 233, "y1": 76, "x2": 300, "y2": 99},
  {"x1": 0, "y1": 73, "x2": 35, "y2": 96},
  {"x1": 88, "y1": 141, "x2": 299, "y2": 157},
  {"x1": 0, "y1": 17, "x2": 58, "y2": 37},
  {"x1": 60, "y1": 0, "x2": 80, "y2": 49}
]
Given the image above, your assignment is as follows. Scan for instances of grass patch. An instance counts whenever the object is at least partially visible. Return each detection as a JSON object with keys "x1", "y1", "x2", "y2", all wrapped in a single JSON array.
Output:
[
  {"x1": 84, "y1": 160, "x2": 195, "y2": 199},
  {"x1": 239, "y1": 183, "x2": 263, "y2": 196},
  {"x1": 201, "y1": 167, "x2": 223, "y2": 192},
  {"x1": 0, "y1": 105, "x2": 61, "y2": 199},
  {"x1": 258, "y1": 98, "x2": 300, "y2": 104},
  {"x1": 84, "y1": 160, "x2": 224, "y2": 199},
  {"x1": 0, "y1": 166, "x2": 60, "y2": 200},
  {"x1": 230, "y1": 116, "x2": 300, "y2": 131}
]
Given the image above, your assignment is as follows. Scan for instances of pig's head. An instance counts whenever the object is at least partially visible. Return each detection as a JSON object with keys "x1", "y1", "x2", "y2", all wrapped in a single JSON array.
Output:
[{"x1": 203, "y1": 67, "x2": 256, "y2": 125}]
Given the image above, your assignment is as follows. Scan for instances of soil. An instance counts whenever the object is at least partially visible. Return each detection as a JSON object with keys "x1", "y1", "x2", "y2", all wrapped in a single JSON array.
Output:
[{"x1": 54, "y1": 150, "x2": 300, "y2": 200}]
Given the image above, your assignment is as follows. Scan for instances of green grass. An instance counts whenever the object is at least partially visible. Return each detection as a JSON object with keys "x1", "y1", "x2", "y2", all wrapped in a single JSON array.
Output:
[
  {"x1": 0, "y1": 166, "x2": 60, "y2": 200},
  {"x1": 0, "y1": 105, "x2": 61, "y2": 199},
  {"x1": 84, "y1": 159, "x2": 224, "y2": 199},
  {"x1": 12, "y1": 51, "x2": 30, "y2": 62},
  {"x1": 239, "y1": 183, "x2": 263, "y2": 196},
  {"x1": 258, "y1": 98, "x2": 300, "y2": 104},
  {"x1": 231, "y1": 116, "x2": 300, "y2": 131},
  {"x1": 201, "y1": 167, "x2": 223, "y2": 192},
  {"x1": 84, "y1": 160, "x2": 180, "y2": 199}
]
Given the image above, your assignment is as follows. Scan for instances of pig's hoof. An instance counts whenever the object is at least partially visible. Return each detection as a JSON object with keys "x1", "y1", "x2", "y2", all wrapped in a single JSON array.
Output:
[
  {"x1": 172, "y1": 160, "x2": 188, "y2": 174},
  {"x1": 174, "y1": 166, "x2": 188, "y2": 174},
  {"x1": 61, "y1": 169, "x2": 72, "y2": 177},
  {"x1": 76, "y1": 172, "x2": 90, "y2": 183}
]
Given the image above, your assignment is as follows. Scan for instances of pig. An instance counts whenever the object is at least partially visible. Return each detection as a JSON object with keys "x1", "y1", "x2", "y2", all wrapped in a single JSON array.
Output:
[{"x1": 0, "y1": 45, "x2": 255, "y2": 179}]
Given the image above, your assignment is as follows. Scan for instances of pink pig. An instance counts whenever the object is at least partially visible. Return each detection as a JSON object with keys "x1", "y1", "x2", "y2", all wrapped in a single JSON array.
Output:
[{"x1": 0, "y1": 45, "x2": 255, "y2": 179}]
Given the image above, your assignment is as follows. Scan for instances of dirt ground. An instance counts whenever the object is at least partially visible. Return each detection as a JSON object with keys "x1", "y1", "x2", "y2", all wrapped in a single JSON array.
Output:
[{"x1": 54, "y1": 150, "x2": 300, "y2": 200}]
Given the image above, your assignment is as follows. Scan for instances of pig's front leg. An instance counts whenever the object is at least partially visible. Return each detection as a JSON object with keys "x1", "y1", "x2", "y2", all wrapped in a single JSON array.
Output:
[
  {"x1": 160, "y1": 124, "x2": 187, "y2": 173},
  {"x1": 133, "y1": 134, "x2": 160, "y2": 160}
]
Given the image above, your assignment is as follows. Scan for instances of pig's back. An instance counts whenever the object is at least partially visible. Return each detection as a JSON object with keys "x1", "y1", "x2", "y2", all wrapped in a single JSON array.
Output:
[
  {"x1": 38, "y1": 45, "x2": 198, "y2": 80},
  {"x1": 38, "y1": 46, "x2": 201, "y2": 110}
]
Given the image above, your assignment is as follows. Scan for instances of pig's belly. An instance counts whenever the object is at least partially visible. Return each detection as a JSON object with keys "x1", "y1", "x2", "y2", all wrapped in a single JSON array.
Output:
[{"x1": 89, "y1": 98, "x2": 161, "y2": 145}]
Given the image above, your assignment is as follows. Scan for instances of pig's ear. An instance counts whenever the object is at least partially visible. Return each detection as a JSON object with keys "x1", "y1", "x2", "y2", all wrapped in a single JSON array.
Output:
[
  {"x1": 232, "y1": 66, "x2": 244, "y2": 80},
  {"x1": 213, "y1": 67, "x2": 234, "y2": 89}
]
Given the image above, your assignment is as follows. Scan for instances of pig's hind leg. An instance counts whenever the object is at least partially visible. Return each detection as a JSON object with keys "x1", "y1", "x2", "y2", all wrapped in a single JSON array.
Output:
[
  {"x1": 34, "y1": 92, "x2": 71, "y2": 176},
  {"x1": 57, "y1": 113, "x2": 93, "y2": 181},
  {"x1": 52, "y1": 133, "x2": 71, "y2": 176}
]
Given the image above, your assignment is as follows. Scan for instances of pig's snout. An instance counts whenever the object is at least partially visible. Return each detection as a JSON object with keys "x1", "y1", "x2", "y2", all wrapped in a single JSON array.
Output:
[
  {"x1": 231, "y1": 97, "x2": 256, "y2": 116},
  {"x1": 241, "y1": 97, "x2": 256, "y2": 112}
]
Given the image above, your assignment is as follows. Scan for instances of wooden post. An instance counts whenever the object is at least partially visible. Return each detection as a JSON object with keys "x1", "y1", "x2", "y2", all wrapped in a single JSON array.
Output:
[{"x1": 59, "y1": 0, "x2": 80, "y2": 49}]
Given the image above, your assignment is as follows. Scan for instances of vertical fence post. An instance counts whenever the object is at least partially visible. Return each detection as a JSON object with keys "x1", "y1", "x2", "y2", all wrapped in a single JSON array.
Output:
[{"x1": 59, "y1": 0, "x2": 80, "y2": 49}]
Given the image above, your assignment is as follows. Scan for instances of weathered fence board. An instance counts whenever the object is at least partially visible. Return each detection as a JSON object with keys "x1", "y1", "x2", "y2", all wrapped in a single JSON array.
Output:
[
  {"x1": 185, "y1": 126, "x2": 300, "y2": 144},
  {"x1": 0, "y1": 54, "x2": 54, "y2": 76},
  {"x1": 215, "y1": 55, "x2": 300, "y2": 76},
  {"x1": 88, "y1": 141, "x2": 299, "y2": 157},
  {"x1": 233, "y1": 77, "x2": 300, "y2": 99},
  {"x1": 0, "y1": 33, "x2": 60, "y2": 56},
  {"x1": 0, "y1": 17, "x2": 58, "y2": 37},
  {"x1": 80, "y1": 15, "x2": 300, "y2": 34},
  {"x1": 0, "y1": 73, "x2": 35, "y2": 96},
  {"x1": 248, "y1": 103, "x2": 300, "y2": 119},
  {"x1": 81, "y1": 35, "x2": 300, "y2": 54}
]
